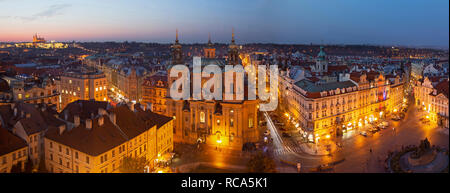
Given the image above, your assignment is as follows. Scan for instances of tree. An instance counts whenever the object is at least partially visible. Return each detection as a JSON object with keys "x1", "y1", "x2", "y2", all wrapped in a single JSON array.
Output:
[
  {"x1": 246, "y1": 151, "x2": 277, "y2": 173},
  {"x1": 119, "y1": 156, "x2": 149, "y2": 173}
]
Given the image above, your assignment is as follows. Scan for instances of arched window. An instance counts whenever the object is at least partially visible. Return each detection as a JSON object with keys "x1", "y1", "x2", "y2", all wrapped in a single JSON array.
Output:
[{"x1": 200, "y1": 112, "x2": 205, "y2": 123}]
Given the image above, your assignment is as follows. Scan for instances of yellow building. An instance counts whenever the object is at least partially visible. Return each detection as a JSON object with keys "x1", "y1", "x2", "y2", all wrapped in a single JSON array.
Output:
[
  {"x1": 0, "y1": 127, "x2": 28, "y2": 173},
  {"x1": 2, "y1": 75, "x2": 60, "y2": 111},
  {"x1": 281, "y1": 72, "x2": 406, "y2": 141},
  {"x1": 142, "y1": 71, "x2": 168, "y2": 114},
  {"x1": 59, "y1": 66, "x2": 107, "y2": 110},
  {"x1": 44, "y1": 100, "x2": 173, "y2": 173},
  {"x1": 414, "y1": 77, "x2": 449, "y2": 129}
]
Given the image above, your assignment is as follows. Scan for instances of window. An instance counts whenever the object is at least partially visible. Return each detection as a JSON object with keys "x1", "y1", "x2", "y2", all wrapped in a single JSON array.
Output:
[
  {"x1": 66, "y1": 148, "x2": 69, "y2": 155},
  {"x1": 50, "y1": 142, "x2": 53, "y2": 149},
  {"x1": 230, "y1": 118, "x2": 234, "y2": 127},
  {"x1": 200, "y1": 112, "x2": 205, "y2": 123},
  {"x1": 75, "y1": 152, "x2": 78, "y2": 159},
  {"x1": 112, "y1": 150, "x2": 115, "y2": 157},
  {"x1": 249, "y1": 118, "x2": 254, "y2": 128},
  {"x1": 86, "y1": 156, "x2": 90, "y2": 164},
  {"x1": 50, "y1": 154, "x2": 53, "y2": 161}
]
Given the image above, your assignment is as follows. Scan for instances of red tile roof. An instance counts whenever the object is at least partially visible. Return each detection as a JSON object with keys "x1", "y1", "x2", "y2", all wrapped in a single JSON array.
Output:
[{"x1": 0, "y1": 127, "x2": 27, "y2": 156}]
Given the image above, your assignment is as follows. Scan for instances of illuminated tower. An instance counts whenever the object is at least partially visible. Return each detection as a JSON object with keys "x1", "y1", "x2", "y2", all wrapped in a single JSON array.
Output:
[
  {"x1": 203, "y1": 33, "x2": 216, "y2": 58},
  {"x1": 228, "y1": 28, "x2": 239, "y2": 65},
  {"x1": 171, "y1": 29, "x2": 183, "y2": 65}
]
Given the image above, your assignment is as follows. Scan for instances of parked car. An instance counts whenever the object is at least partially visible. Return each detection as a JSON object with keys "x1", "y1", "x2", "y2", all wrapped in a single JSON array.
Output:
[
  {"x1": 275, "y1": 122, "x2": 285, "y2": 126},
  {"x1": 282, "y1": 132, "x2": 292, "y2": 138},
  {"x1": 391, "y1": 116, "x2": 400, "y2": 121},
  {"x1": 264, "y1": 130, "x2": 270, "y2": 136},
  {"x1": 279, "y1": 127, "x2": 287, "y2": 131},
  {"x1": 359, "y1": 131, "x2": 367, "y2": 137}
]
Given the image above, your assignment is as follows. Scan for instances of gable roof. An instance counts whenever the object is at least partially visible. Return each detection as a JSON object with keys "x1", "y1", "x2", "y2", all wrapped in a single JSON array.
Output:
[
  {"x1": 0, "y1": 127, "x2": 27, "y2": 156},
  {"x1": 45, "y1": 115, "x2": 128, "y2": 156},
  {"x1": 60, "y1": 100, "x2": 109, "y2": 122},
  {"x1": 108, "y1": 105, "x2": 149, "y2": 139}
]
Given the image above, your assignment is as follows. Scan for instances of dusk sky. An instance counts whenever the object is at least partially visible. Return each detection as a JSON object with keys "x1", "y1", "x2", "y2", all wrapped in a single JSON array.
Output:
[{"x1": 0, "y1": 0, "x2": 448, "y2": 48}]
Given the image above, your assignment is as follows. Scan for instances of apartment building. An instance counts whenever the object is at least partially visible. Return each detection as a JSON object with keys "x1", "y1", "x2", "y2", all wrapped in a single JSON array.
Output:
[
  {"x1": 0, "y1": 127, "x2": 28, "y2": 173},
  {"x1": 59, "y1": 66, "x2": 107, "y2": 110},
  {"x1": 44, "y1": 100, "x2": 173, "y2": 173},
  {"x1": 282, "y1": 72, "x2": 406, "y2": 141}
]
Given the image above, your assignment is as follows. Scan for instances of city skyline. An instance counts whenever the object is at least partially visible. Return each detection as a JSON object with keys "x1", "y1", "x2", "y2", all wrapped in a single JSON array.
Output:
[{"x1": 0, "y1": 0, "x2": 448, "y2": 48}]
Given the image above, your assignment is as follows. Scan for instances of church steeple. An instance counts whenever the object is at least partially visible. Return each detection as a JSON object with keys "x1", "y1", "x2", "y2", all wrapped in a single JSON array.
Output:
[
  {"x1": 171, "y1": 29, "x2": 183, "y2": 65},
  {"x1": 204, "y1": 33, "x2": 215, "y2": 58},
  {"x1": 175, "y1": 29, "x2": 179, "y2": 44},
  {"x1": 231, "y1": 28, "x2": 235, "y2": 44},
  {"x1": 207, "y1": 32, "x2": 213, "y2": 47},
  {"x1": 228, "y1": 28, "x2": 239, "y2": 65}
]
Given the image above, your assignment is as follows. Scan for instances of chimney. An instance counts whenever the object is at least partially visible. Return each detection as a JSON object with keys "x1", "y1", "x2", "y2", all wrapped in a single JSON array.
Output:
[
  {"x1": 13, "y1": 108, "x2": 17, "y2": 116},
  {"x1": 64, "y1": 111, "x2": 68, "y2": 120},
  {"x1": 85, "y1": 119, "x2": 92, "y2": 130},
  {"x1": 59, "y1": 124, "x2": 66, "y2": 135},
  {"x1": 25, "y1": 113, "x2": 31, "y2": 119},
  {"x1": 74, "y1": 115, "x2": 80, "y2": 127},
  {"x1": 109, "y1": 112, "x2": 116, "y2": 125},
  {"x1": 98, "y1": 116, "x2": 104, "y2": 126}
]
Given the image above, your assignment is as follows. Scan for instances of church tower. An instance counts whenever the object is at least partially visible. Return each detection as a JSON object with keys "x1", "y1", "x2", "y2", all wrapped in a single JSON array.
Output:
[
  {"x1": 314, "y1": 46, "x2": 328, "y2": 73},
  {"x1": 228, "y1": 29, "x2": 239, "y2": 65},
  {"x1": 204, "y1": 33, "x2": 216, "y2": 58},
  {"x1": 171, "y1": 29, "x2": 183, "y2": 65}
]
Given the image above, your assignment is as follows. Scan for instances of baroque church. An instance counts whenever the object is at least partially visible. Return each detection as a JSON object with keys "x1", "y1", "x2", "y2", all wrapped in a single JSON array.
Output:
[{"x1": 165, "y1": 30, "x2": 260, "y2": 149}]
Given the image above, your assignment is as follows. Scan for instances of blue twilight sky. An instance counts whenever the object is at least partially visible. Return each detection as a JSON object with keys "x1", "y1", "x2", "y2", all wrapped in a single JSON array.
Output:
[{"x1": 0, "y1": 0, "x2": 448, "y2": 48}]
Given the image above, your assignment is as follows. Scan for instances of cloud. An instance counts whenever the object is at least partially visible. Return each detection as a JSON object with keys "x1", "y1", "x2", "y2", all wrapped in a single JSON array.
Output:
[{"x1": 12, "y1": 3, "x2": 71, "y2": 22}]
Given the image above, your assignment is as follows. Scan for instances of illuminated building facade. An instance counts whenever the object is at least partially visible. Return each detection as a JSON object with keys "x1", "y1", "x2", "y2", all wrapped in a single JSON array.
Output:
[
  {"x1": 59, "y1": 66, "x2": 107, "y2": 110},
  {"x1": 282, "y1": 72, "x2": 406, "y2": 142},
  {"x1": 413, "y1": 77, "x2": 449, "y2": 129},
  {"x1": 1, "y1": 75, "x2": 60, "y2": 111},
  {"x1": 44, "y1": 101, "x2": 173, "y2": 173},
  {"x1": 0, "y1": 127, "x2": 28, "y2": 173},
  {"x1": 142, "y1": 71, "x2": 168, "y2": 114},
  {"x1": 166, "y1": 31, "x2": 259, "y2": 149}
]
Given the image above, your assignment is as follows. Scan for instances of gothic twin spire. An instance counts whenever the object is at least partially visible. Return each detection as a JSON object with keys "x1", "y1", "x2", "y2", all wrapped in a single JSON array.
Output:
[{"x1": 174, "y1": 28, "x2": 236, "y2": 45}]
